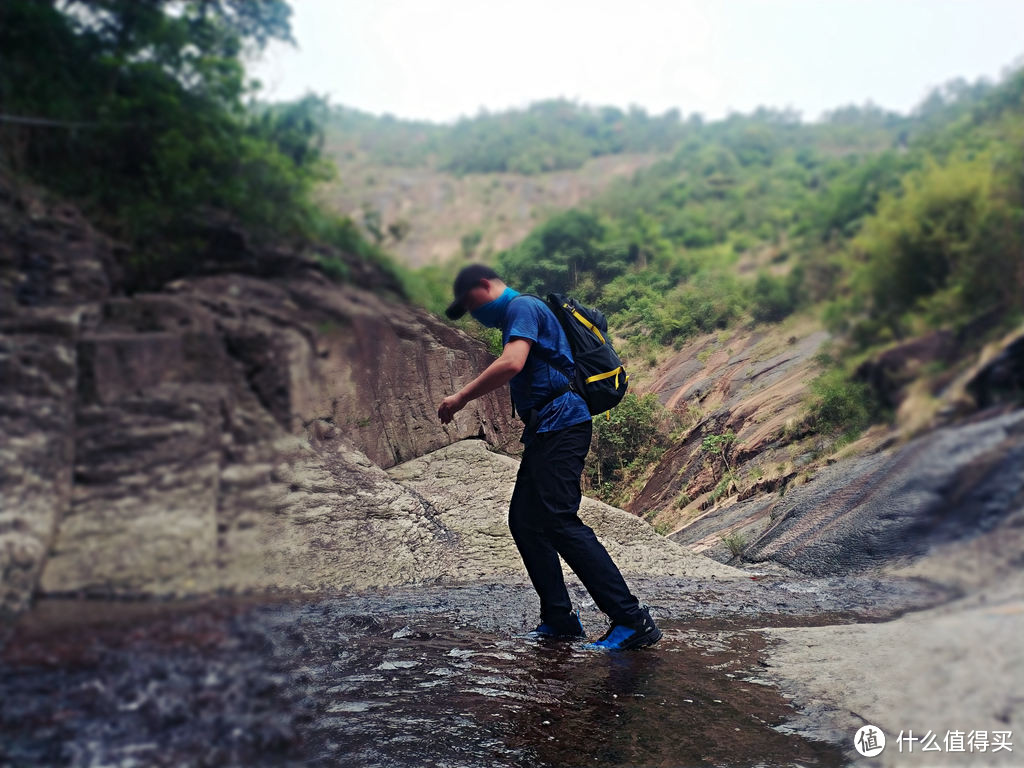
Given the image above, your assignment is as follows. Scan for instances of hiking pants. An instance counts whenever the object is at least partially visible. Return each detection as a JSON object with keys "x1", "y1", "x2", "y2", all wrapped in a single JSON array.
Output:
[{"x1": 508, "y1": 419, "x2": 642, "y2": 626}]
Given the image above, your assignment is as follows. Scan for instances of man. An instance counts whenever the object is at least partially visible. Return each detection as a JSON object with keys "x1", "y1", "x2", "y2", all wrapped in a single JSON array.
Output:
[{"x1": 438, "y1": 264, "x2": 661, "y2": 651}]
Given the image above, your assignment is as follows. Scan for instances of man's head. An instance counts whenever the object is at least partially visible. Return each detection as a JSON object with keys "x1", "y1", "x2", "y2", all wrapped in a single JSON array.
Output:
[{"x1": 445, "y1": 264, "x2": 507, "y2": 320}]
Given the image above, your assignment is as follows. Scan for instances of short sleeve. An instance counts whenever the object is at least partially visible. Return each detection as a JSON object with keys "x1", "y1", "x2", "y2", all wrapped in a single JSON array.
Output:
[{"x1": 503, "y1": 298, "x2": 541, "y2": 345}]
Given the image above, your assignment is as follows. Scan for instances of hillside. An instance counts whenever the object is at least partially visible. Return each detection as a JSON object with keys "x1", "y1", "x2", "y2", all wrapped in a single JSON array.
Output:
[
  {"x1": 315, "y1": 101, "x2": 700, "y2": 267},
  {"x1": 317, "y1": 148, "x2": 659, "y2": 267}
]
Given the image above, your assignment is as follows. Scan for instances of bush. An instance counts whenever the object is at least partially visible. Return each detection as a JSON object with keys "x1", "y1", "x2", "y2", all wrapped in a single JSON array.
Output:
[
  {"x1": 853, "y1": 155, "x2": 1023, "y2": 339},
  {"x1": 585, "y1": 393, "x2": 673, "y2": 494},
  {"x1": 751, "y1": 267, "x2": 805, "y2": 323},
  {"x1": 806, "y1": 369, "x2": 878, "y2": 439}
]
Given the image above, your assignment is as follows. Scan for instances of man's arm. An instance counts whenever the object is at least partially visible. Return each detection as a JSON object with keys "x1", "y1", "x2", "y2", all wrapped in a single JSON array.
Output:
[{"x1": 438, "y1": 338, "x2": 532, "y2": 424}]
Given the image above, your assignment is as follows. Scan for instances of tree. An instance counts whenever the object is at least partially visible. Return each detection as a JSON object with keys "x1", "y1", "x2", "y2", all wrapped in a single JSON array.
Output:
[{"x1": 0, "y1": 0, "x2": 332, "y2": 283}]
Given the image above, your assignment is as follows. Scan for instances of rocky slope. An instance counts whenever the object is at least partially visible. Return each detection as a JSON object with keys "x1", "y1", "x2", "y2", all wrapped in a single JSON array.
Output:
[
  {"x1": 0, "y1": 173, "x2": 522, "y2": 631},
  {"x1": 629, "y1": 313, "x2": 1024, "y2": 567},
  {"x1": 628, "y1": 319, "x2": 831, "y2": 540}
]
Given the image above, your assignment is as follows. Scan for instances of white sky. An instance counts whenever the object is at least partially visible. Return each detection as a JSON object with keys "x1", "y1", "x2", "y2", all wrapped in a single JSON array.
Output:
[{"x1": 248, "y1": 0, "x2": 1024, "y2": 123}]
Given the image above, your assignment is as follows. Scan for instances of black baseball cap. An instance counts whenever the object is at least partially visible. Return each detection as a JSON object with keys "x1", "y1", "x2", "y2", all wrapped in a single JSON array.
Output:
[{"x1": 445, "y1": 264, "x2": 500, "y2": 320}]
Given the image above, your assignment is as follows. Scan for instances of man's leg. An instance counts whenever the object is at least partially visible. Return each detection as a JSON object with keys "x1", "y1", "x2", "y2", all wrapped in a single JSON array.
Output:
[
  {"x1": 526, "y1": 421, "x2": 643, "y2": 626},
  {"x1": 508, "y1": 445, "x2": 575, "y2": 624}
]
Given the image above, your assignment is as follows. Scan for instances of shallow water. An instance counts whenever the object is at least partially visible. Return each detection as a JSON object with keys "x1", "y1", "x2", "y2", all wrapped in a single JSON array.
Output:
[{"x1": 1, "y1": 578, "x2": 947, "y2": 767}]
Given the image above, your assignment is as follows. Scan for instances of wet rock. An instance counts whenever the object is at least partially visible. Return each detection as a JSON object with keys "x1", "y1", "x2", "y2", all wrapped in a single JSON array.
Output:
[
  {"x1": 743, "y1": 409, "x2": 1024, "y2": 575},
  {"x1": 669, "y1": 495, "x2": 778, "y2": 564}
]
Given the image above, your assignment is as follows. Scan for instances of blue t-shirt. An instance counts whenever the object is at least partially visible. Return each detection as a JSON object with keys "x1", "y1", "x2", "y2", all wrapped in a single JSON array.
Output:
[{"x1": 502, "y1": 295, "x2": 591, "y2": 443}]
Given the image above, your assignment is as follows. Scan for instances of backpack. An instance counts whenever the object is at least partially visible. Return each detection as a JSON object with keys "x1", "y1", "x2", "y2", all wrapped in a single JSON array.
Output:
[
  {"x1": 509, "y1": 293, "x2": 628, "y2": 418},
  {"x1": 544, "y1": 293, "x2": 628, "y2": 416}
]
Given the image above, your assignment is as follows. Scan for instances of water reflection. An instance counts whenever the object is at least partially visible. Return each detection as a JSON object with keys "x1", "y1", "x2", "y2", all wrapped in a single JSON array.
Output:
[{"x1": 1, "y1": 593, "x2": 846, "y2": 767}]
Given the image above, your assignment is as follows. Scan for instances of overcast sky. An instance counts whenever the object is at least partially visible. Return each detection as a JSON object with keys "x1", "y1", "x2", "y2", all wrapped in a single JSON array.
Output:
[{"x1": 248, "y1": 0, "x2": 1024, "y2": 124}]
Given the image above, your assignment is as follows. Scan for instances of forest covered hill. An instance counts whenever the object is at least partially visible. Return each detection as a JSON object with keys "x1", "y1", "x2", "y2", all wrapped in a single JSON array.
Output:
[{"x1": 318, "y1": 66, "x2": 1024, "y2": 516}]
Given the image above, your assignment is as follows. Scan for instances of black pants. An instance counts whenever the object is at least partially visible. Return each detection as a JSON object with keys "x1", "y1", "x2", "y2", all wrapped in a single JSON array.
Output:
[{"x1": 508, "y1": 420, "x2": 642, "y2": 626}]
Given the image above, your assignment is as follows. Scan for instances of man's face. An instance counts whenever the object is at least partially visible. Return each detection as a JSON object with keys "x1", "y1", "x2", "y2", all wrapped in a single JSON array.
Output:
[{"x1": 461, "y1": 279, "x2": 500, "y2": 312}]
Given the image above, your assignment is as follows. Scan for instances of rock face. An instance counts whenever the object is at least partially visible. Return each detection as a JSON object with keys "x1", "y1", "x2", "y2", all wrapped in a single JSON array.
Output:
[
  {"x1": 0, "y1": 174, "x2": 520, "y2": 626},
  {"x1": 0, "y1": 177, "x2": 117, "y2": 630},
  {"x1": 742, "y1": 409, "x2": 1024, "y2": 575},
  {"x1": 630, "y1": 325, "x2": 829, "y2": 528},
  {"x1": 42, "y1": 435, "x2": 742, "y2": 598}
]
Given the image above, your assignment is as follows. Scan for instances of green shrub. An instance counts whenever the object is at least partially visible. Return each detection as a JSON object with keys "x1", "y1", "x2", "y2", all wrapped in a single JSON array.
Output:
[
  {"x1": 721, "y1": 532, "x2": 747, "y2": 557},
  {"x1": 806, "y1": 369, "x2": 878, "y2": 439},
  {"x1": 585, "y1": 393, "x2": 674, "y2": 496}
]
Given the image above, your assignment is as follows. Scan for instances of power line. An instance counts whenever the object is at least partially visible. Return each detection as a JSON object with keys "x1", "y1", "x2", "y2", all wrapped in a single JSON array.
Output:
[{"x1": 0, "y1": 113, "x2": 128, "y2": 128}]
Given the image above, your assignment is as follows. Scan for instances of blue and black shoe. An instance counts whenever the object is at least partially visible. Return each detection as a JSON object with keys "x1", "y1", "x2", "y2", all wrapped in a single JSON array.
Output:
[
  {"x1": 527, "y1": 609, "x2": 586, "y2": 639},
  {"x1": 585, "y1": 605, "x2": 662, "y2": 651}
]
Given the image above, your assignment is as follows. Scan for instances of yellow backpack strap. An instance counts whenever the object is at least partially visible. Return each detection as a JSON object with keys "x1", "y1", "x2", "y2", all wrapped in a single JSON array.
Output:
[
  {"x1": 584, "y1": 365, "x2": 624, "y2": 385},
  {"x1": 564, "y1": 303, "x2": 606, "y2": 344}
]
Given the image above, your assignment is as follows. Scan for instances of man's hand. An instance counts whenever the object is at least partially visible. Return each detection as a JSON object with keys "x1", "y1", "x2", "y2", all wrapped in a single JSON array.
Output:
[
  {"x1": 437, "y1": 339, "x2": 531, "y2": 425},
  {"x1": 438, "y1": 391, "x2": 466, "y2": 424}
]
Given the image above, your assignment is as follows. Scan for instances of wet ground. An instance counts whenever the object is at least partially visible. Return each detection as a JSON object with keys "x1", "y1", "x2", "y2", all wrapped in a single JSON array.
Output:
[{"x1": 0, "y1": 575, "x2": 952, "y2": 768}]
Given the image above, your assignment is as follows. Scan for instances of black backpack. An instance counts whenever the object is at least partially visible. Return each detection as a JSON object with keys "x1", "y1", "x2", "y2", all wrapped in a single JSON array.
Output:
[
  {"x1": 510, "y1": 293, "x2": 628, "y2": 418},
  {"x1": 545, "y1": 293, "x2": 628, "y2": 416}
]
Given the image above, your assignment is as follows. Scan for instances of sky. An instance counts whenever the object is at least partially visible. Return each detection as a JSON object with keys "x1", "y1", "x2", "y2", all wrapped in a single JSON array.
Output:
[{"x1": 248, "y1": 0, "x2": 1024, "y2": 124}]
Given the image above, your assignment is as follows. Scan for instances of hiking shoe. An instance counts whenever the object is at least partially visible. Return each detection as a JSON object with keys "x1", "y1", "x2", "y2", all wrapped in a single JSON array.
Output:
[
  {"x1": 585, "y1": 605, "x2": 662, "y2": 651},
  {"x1": 527, "y1": 609, "x2": 586, "y2": 639}
]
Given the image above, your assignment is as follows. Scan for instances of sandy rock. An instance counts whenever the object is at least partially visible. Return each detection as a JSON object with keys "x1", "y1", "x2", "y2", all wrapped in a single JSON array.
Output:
[
  {"x1": 39, "y1": 384, "x2": 224, "y2": 596},
  {"x1": 387, "y1": 439, "x2": 744, "y2": 582},
  {"x1": 247, "y1": 439, "x2": 456, "y2": 592},
  {"x1": 0, "y1": 173, "x2": 120, "y2": 631},
  {"x1": 761, "y1": 570, "x2": 1024, "y2": 766},
  {"x1": 0, "y1": 312, "x2": 76, "y2": 625}
]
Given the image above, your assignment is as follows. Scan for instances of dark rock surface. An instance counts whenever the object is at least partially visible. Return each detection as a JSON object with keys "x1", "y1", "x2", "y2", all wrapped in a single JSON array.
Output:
[
  {"x1": 854, "y1": 330, "x2": 959, "y2": 408},
  {"x1": 743, "y1": 409, "x2": 1024, "y2": 575},
  {"x1": 966, "y1": 327, "x2": 1024, "y2": 409}
]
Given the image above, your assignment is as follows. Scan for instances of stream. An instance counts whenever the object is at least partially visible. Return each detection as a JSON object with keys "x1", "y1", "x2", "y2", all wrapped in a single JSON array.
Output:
[{"x1": 1, "y1": 576, "x2": 949, "y2": 767}]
